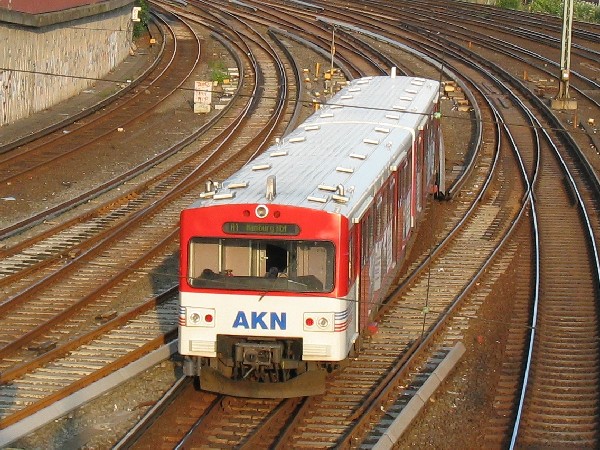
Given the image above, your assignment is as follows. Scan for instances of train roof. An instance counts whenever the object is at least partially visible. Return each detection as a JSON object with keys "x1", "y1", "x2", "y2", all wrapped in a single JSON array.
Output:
[{"x1": 190, "y1": 75, "x2": 440, "y2": 223}]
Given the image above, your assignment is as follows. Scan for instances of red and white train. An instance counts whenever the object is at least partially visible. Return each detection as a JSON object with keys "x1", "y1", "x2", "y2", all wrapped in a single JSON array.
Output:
[{"x1": 179, "y1": 72, "x2": 445, "y2": 398}]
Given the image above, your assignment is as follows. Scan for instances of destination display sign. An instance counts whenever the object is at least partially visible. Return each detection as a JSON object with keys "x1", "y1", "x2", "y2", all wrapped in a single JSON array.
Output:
[{"x1": 223, "y1": 222, "x2": 300, "y2": 235}]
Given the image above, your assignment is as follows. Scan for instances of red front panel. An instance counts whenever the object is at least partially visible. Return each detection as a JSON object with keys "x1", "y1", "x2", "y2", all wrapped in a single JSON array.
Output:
[{"x1": 180, "y1": 204, "x2": 349, "y2": 298}]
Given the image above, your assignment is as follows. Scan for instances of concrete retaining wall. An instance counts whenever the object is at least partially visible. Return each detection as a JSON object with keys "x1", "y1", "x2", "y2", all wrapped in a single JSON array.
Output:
[
  {"x1": 0, "y1": 1, "x2": 108, "y2": 15},
  {"x1": 0, "y1": 3, "x2": 134, "y2": 126}
]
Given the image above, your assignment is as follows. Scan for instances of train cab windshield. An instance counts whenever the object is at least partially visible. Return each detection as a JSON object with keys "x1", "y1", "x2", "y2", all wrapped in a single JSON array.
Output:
[{"x1": 187, "y1": 237, "x2": 335, "y2": 293}]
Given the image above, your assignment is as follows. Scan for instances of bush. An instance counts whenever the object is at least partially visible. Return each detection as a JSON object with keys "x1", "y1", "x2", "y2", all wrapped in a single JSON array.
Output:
[
  {"x1": 529, "y1": 0, "x2": 564, "y2": 16},
  {"x1": 488, "y1": 0, "x2": 600, "y2": 24},
  {"x1": 209, "y1": 60, "x2": 229, "y2": 83},
  {"x1": 497, "y1": 0, "x2": 522, "y2": 9},
  {"x1": 531, "y1": 0, "x2": 600, "y2": 23},
  {"x1": 573, "y1": 1, "x2": 599, "y2": 22},
  {"x1": 133, "y1": 0, "x2": 150, "y2": 39}
]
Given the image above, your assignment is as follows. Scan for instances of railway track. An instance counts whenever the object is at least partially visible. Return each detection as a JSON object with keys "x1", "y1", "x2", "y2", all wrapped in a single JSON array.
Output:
[
  {"x1": 1, "y1": 4, "x2": 305, "y2": 440},
  {"x1": 480, "y1": 65, "x2": 600, "y2": 446},
  {"x1": 3, "y1": 0, "x2": 599, "y2": 447},
  {"x1": 120, "y1": 63, "x2": 512, "y2": 447},
  {"x1": 111, "y1": 2, "x2": 509, "y2": 446},
  {"x1": 517, "y1": 130, "x2": 599, "y2": 446},
  {"x1": 145, "y1": 1, "x2": 599, "y2": 447}
]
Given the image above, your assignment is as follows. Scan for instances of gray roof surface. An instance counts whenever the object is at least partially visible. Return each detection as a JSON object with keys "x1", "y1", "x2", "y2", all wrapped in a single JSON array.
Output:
[{"x1": 192, "y1": 75, "x2": 440, "y2": 222}]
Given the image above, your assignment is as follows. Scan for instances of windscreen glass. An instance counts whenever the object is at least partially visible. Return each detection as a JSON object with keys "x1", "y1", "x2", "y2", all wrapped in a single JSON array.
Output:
[{"x1": 187, "y1": 238, "x2": 335, "y2": 293}]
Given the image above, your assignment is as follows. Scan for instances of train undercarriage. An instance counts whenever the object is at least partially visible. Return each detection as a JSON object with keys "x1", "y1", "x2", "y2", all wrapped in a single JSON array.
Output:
[{"x1": 183, "y1": 336, "x2": 328, "y2": 398}]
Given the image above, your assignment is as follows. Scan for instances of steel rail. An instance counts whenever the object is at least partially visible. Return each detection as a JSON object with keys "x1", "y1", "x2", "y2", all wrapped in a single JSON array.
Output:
[
  {"x1": 112, "y1": 375, "x2": 190, "y2": 449},
  {"x1": 507, "y1": 83, "x2": 600, "y2": 449}
]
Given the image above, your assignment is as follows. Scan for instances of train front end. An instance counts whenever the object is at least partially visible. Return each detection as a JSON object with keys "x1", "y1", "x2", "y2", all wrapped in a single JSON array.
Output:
[{"x1": 178, "y1": 203, "x2": 355, "y2": 398}]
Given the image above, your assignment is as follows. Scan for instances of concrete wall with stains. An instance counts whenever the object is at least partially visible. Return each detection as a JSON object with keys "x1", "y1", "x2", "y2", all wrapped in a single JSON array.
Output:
[
  {"x1": 0, "y1": 1, "x2": 108, "y2": 14},
  {"x1": 0, "y1": 2, "x2": 134, "y2": 126}
]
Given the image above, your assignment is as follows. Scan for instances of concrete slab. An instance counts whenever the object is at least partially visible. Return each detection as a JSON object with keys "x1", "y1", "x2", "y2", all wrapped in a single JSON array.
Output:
[{"x1": 0, "y1": 0, "x2": 134, "y2": 27}]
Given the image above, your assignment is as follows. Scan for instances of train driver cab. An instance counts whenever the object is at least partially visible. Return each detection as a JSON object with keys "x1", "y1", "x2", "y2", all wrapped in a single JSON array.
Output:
[{"x1": 186, "y1": 237, "x2": 335, "y2": 293}]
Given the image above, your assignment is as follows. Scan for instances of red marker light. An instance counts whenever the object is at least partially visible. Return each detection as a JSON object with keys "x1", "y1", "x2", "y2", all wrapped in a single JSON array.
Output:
[
  {"x1": 305, "y1": 317, "x2": 314, "y2": 327},
  {"x1": 205, "y1": 314, "x2": 214, "y2": 323}
]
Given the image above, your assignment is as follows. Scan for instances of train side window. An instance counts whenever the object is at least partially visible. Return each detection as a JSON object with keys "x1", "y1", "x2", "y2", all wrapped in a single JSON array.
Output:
[
  {"x1": 348, "y1": 232, "x2": 354, "y2": 286},
  {"x1": 376, "y1": 195, "x2": 383, "y2": 237},
  {"x1": 188, "y1": 238, "x2": 220, "y2": 282},
  {"x1": 361, "y1": 212, "x2": 374, "y2": 266}
]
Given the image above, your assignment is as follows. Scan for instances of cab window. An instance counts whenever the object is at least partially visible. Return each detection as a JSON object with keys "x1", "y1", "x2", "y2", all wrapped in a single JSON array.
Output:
[{"x1": 187, "y1": 238, "x2": 335, "y2": 293}]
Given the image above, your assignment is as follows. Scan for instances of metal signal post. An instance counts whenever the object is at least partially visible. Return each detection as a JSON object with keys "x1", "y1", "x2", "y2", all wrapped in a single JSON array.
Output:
[{"x1": 552, "y1": 0, "x2": 577, "y2": 110}]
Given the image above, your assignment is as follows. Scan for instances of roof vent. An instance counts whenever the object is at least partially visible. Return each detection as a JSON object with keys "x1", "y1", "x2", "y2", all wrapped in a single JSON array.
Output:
[
  {"x1": 214, "y1": 192, "x2": 236, "y2": 200},
  {"x1": 201, "y1": 180, "x2": 217, "y2": 198},
  {"x1": 227, "y1": 181, "x2": 248, "y2": 189},
  {"x1": 349, "y1": 153, "x2": 366, "y2": 160},
  {"x1": 333, "y1": 194, "x2": 349, "y2": 204},
  {"x1": 266, "y1": 175, "x2": 276, "y2": 201},
  {"x1": 332, "y1": 185, "x2": 348, "y2": 203},
  {"x1": 318, "y1": 184, "x2": 337, "y2": 192},
  {"x1": 252, "y1": 163, "x2": 272, "y2": 171}
]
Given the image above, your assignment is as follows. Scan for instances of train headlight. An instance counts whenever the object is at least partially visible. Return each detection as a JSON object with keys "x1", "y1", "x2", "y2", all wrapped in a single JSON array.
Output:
[
  {"x1": 184, "y1": 307, "x2": 216, "y2": 327},
  {"x1": 255, "y1": 204, "x2": 269, "y2": 218},
  {"x1": 190, "y1": 313, "x2": 201, "y2": 324},
  {"x1": 303, "y1": 312, "x2": 334, "y2": 332}
]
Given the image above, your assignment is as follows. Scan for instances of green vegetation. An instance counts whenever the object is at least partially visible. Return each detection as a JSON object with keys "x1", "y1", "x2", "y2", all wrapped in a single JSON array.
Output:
[
  {"x1": 496, "y1": 0, "x2": 522, "y2": 9},
  {"x1": 209, "y1": 60, "x2": 229, "y2": 83},
  {"x1": 133, "y1": 0, "x2": 150, "y2": 39},
  {"x1": 528, "y1": 0, "x2": 564, "y2": 16},
  {"x1": 571, "y1": 0, "x2": 600, "y2": 23},
  {"x1": 495, "y1": 0, "x2": 600, "y2": 24}
]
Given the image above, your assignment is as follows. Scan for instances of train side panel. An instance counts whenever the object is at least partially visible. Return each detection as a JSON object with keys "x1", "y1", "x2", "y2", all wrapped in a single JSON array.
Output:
[{"x1": 357, "y1": 104, "x2": 442, "y2": 327}]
